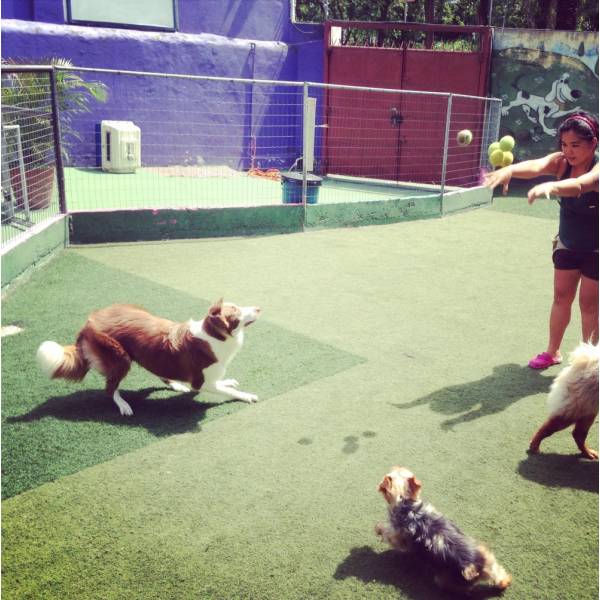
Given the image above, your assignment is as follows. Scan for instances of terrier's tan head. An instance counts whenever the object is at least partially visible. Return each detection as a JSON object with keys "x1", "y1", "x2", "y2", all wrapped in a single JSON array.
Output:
[{"x1": 378, "y1": 466, "x2": 422, "y2": 506}]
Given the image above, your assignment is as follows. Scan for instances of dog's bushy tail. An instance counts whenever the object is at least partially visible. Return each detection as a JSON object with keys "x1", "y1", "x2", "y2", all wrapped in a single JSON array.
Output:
[
  {"x1": 37, "y1": 341, "x2": 89, "y2": 381},
  {"x1": 568, "y1": 341, "x2": 599, "y2": 367}
]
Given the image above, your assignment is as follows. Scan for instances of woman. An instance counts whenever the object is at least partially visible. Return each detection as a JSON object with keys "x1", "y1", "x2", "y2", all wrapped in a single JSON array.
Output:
[{"x1": 485, "y1": 111, "x2": 598, "y2": 369}]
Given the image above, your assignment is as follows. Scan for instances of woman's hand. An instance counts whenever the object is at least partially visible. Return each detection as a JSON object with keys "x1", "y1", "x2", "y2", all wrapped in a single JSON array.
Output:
[
  {"x1": 527, "y1": 182, "x2": 556, "y2": 204},
  {"x1": 484, "y1": 166, "x2": 513, "y2": 195}
]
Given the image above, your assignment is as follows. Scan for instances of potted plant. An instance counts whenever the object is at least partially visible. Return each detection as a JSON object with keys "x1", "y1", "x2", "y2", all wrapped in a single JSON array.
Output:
[{"x1": 1, "y1": 57, "x2": 108, "y2": 210}]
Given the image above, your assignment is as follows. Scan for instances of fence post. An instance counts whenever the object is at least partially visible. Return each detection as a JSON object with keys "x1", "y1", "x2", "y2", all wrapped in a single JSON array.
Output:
[
  {"x1": 49, "y1": 67, "x2": 67, "y2": 214},
  {"x1": 301, "y1": 82, "x2": 309, "y2": 229},
  {"x1": 440, "y1": 93, "x2": 453, "y2": 216}
]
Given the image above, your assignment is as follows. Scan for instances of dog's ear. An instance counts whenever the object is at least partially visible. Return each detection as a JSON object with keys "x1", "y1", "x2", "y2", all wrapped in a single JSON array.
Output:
[
  {"x1": 204, "y1": 300, "x2": 228, "y2": 341},
  {"x1": 378, "y1": 475, "x2": 392, "y2": 493},
  {"x1": 407, "y1": 476, "x2": 422, "y2": 499},
  {"x1": 209, "y1": 298, "x2": 224, "y2": 316}
]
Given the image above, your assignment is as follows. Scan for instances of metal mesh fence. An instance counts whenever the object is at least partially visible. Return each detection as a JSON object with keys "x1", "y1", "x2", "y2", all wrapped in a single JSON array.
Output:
[
  {"x1": 314, "y1": 83, "x2": 501, "y2": 194},
  {"x1": 445, "y1": 94, "x2": 502, "y2": 188},
  {"x1": 59, "y1": 70, "x2": 306, "y2": 211},
  {"x1": 322, "y1": 85, "x2": 452, "y2": 183},
  {"x1": 1, "y1": 68, "x2": 61, "y2": 249},
  {"x1": 1, "y1": 65, "x2": 502, "y2": 249}
]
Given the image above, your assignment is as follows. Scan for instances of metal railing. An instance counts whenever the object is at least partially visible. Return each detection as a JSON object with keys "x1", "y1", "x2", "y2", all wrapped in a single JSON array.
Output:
[
  {"x1": 1, "y1": 66, "x2": 64, "y2": 249},
  {"x1": 1, "y1": 64, "x2": 502, "y2": 249}
]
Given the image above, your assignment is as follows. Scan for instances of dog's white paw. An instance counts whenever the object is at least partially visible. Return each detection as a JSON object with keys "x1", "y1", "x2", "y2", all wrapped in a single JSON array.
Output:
[
  {"x1": 169, "y1": 380, "x2": 191, "y2": 393},
  {"x1": 220, "y1": 379, "x2": 239, "y2": 388},
  {"x1": 501, "y1": 108, "x2": 509, "y2": 116},
  {"x1": 116, "y1": 400, "x2": 133, "y2": 416},
  {"x1": 113, "y1": 392, "x2": 133, "y2": 416},
  {"x1": 238, "y1": 392, "x2": 258, "y2": 403},
  {"x1": 120, "y1": 404, "x2": 134, "y2": 416}
]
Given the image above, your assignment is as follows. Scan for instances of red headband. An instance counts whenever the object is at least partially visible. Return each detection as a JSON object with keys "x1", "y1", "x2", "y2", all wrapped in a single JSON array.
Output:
[{"x1": 563, "y1": 115, "x2": 599, "y2": 138}]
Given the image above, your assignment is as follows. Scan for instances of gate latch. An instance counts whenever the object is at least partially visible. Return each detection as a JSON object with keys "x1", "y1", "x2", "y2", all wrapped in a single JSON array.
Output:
[{"x1": 390, "y1": 107, "x2": 403, "y2": 127}]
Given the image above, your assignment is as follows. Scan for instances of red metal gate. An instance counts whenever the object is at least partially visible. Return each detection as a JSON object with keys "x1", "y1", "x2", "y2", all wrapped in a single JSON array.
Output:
[{"x1": 323, "y1": 22, "x2": 493, "y2": 185}]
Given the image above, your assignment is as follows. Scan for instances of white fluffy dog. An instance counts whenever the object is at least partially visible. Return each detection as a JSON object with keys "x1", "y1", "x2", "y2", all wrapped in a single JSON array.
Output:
[{"x1": 529, "y1": 342, "x2": 599, "y2": 459}]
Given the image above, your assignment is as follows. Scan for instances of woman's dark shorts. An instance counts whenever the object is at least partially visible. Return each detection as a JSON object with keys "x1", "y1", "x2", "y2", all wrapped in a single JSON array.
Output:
[{"x1": 553, "y1": 249, "x2": 599, "y2": 280}]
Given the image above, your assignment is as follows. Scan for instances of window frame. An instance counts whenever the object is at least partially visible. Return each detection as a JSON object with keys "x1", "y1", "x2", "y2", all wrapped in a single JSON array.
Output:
[{"x1": 65, "y1": 0, "x2": 179, "y2": 32}]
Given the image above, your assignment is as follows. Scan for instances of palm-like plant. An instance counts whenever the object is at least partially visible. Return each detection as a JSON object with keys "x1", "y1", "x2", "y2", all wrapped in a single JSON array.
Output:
[
  {"x1": 2, "y1": 57, "x2": 108, "y2": 165},
  {"x1": 2, "y1": 57, "x2": 108, "y2": 210}
]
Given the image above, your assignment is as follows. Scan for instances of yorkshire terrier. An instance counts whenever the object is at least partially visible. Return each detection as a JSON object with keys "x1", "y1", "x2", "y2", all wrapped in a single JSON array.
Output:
[
  {"x1": 529, "y1": 342, "x2": 599, "y2": 459},
  {"x1": 376, "y1": 466, "x2": 512, "y2": 593}
]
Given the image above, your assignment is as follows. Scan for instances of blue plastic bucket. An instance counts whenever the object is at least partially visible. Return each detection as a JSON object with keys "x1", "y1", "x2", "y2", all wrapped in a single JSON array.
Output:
[{"x1": 281, "y1": 172, "x2": 322, "y2": 204}]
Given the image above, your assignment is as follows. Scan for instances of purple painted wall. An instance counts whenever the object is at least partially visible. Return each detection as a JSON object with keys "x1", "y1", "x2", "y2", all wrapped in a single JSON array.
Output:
[
  {"x1": 1, "y1": 1, "x2": 324, "y2": 168},
  {"x1": 2, "y1": 0, "x2": 318, "y2": 41},
  {"x1": 1, "y1": 0, "x2": 34, "y2": 20}
]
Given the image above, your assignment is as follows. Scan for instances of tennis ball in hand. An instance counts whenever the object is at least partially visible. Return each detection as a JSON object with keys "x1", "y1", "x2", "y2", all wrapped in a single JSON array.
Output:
[
  {"x1": 499, "y1": 135, "x2": 515, "y2": 151},
  {"x1": 457, "y1": 129, "x2": 473, "y2": 146},
  {"x1": 488, "y1": 141, "x2": 500, "y2": 157},
  {"x1": 501, "y1": 151, "x2": 514, "y2": 167},
  {"x1": 489, "y1": 149, "x2": 505, "y2": 168}
]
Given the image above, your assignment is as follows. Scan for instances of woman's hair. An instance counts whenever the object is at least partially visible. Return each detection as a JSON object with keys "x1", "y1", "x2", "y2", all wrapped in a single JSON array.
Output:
[{"x1": 558, "y1": 111, "x2": 599, "y2": 146}]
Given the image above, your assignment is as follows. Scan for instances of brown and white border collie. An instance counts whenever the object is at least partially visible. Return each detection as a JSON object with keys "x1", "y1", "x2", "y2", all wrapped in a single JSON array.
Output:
[{"x1": 36, "y1": 299, "x2": 261, "y2": 416}]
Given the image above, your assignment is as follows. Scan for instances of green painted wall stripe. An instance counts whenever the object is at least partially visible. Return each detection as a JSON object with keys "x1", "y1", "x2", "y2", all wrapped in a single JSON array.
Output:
[
  {"x1": 1, "y1": 217, "x2": 68, "y2": 289},
  {"x1": 305, "y1": 195, "x2": 442, "y2": 229},
  {"x1": 3, "y1": 191, "x2": 491, "y2": 284},
  {"x1": 69, "y1": 192, "x2": 489, "y2": 243},
  {"x1": 443, "y1": 186, "x2": 492, "y2": 214},
  {"x1": 69, "y1": 206, "x2": 305, "y2": 244}
]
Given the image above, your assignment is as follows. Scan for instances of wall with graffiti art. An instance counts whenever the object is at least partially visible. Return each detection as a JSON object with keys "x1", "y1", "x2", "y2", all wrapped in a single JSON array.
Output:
[{"x1": 490, "y1": 29, "x2": 599, "y2": 161}]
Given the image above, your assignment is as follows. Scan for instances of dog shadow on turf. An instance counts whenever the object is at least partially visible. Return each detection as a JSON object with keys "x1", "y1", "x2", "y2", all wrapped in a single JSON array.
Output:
[
  {"x1": 392, "y1": 363, "x2": 552, "y2": 431},
  {"x1": 518, "y1": 452, "x2": 599, "y2": 493},
  {"x1": 5, "y1": 387, "x2": 239, "y2": 437},
  {"x1": 334, "y1": 546, "x2": 506, "y2": 599}
]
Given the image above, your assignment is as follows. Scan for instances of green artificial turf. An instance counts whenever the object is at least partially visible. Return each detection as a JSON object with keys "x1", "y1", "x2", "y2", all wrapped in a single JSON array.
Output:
[
  {"x1": 1, "y1": 253, "x2": 364, "y2": 499},
  {"x1": 2, "y1": 201, "x2": 598, "y2": 600},
  {"x1": 489, "y1": 179, "x2": 561, "y2": 220},
  {"x1": 63, "y1": 167, "x2": 434, "y2": 210}
]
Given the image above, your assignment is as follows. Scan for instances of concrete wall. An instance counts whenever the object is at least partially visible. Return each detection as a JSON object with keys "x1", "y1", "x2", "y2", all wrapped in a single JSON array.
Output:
[
  {"x1": 1, "y1": 1, "x2": 324, "y2": 168},
  {"x1": 491, "y1": 29, "x2": 599, "y2": 161}
]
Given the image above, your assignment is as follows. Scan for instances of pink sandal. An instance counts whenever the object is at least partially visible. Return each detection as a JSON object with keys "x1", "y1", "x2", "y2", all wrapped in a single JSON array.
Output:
[{"x1": 528, "y1": 352, "x2": 562, "y2": 369}]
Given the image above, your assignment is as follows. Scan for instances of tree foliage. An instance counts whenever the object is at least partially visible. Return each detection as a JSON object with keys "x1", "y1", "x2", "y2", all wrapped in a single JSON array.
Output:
[{"x1": 294, "y1": 0, "x2": 598, "y2": 31}]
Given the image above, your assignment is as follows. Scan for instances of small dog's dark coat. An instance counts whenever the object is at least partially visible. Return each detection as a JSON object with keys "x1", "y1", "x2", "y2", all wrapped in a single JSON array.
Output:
[
  {"x1": 376, "y1": 466, "x2": 511, "y2": 591},
  {"x1": 390, "y1": 498, "x2": 485, "y2": 579}
]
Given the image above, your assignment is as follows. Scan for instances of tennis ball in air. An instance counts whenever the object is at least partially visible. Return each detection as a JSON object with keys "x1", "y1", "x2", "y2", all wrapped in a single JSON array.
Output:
[
  {"x1": 456, "y1": 129, "x2": 473, "y2": 146},
  {"x1": 501, "y1": 151, "x2": 514, "y2": 167},
  {"x1": 489, "y1": 149, "x2": 505, "y2": 168},
  {"x1": 488, "y1": 141, "x2": 500, "y2": 157},
  {"x1": 499, "y1": 135, "x2": 515, "y2": 151}
]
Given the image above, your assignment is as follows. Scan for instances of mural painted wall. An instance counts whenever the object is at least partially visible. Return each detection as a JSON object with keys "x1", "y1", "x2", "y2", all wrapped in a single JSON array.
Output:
[{"x1": 490, "y1": 29, "x2": 599, "y2": 161}]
